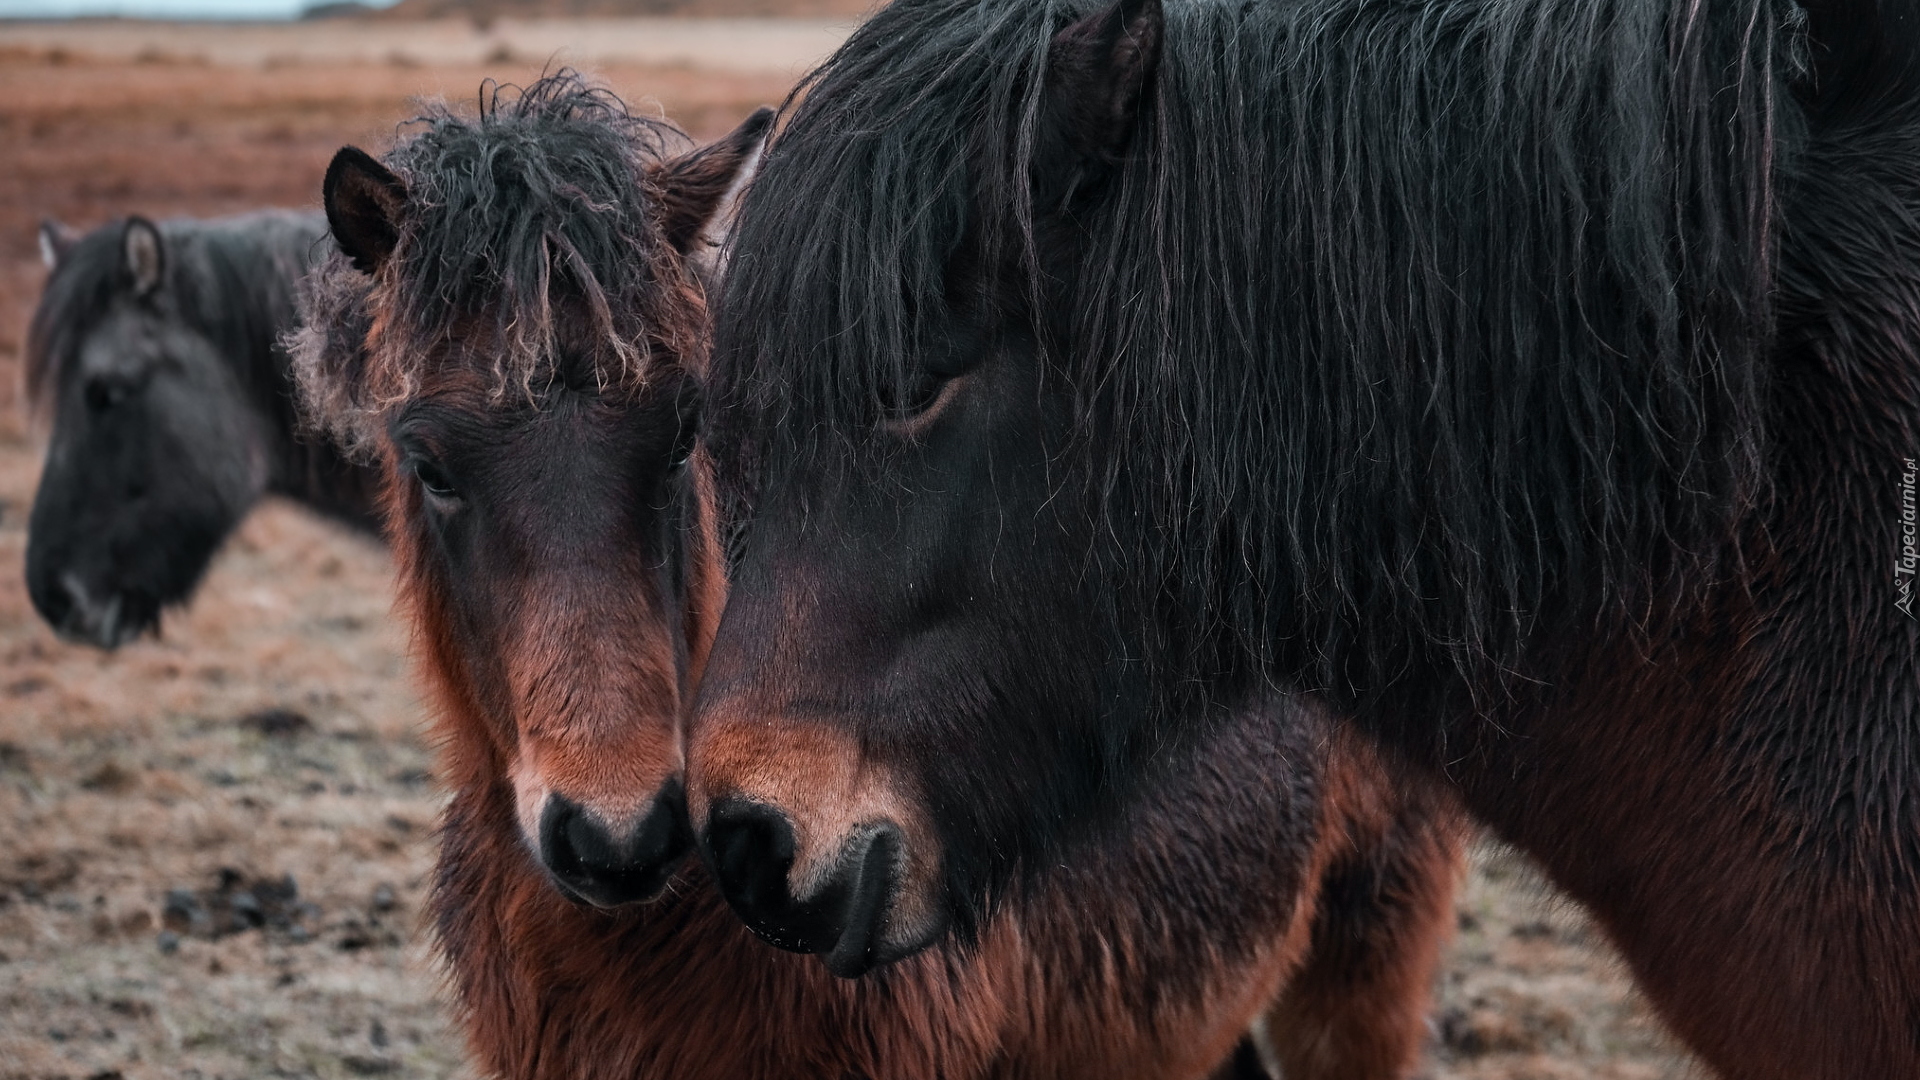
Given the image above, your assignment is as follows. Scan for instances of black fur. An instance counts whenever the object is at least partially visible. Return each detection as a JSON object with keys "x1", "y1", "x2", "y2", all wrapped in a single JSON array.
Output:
[
  {"x1": 702, "y1": 0, "x2": 1920, "y2": 1073},
  {"x1": 706, "y1": 0, "x2": 1795, "y2": 912},
  {"x1": 25, "y1": 211, "x2": 378, "y2": 649},
  {"x1": 714, "y1": 0, "x2": 1789, "y2": 707}
]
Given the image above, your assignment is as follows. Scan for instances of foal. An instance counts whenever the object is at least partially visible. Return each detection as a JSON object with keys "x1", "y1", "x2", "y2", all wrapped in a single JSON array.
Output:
[{"x1": 295, "y1": 75, "x2": 1462, "y2": 1080}]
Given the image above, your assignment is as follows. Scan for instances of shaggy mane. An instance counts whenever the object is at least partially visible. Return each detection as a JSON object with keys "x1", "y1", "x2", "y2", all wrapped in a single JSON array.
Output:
[
  {"x1": 294, "y1": 72, "x2": 704, "y2": 453},
  {"x1": 713, "y1": 0, "x2": 1795, "y2": 700}
]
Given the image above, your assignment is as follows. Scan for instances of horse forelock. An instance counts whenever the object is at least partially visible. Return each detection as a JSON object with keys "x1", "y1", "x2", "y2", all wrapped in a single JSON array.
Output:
[
  {"x1": 715, "y1": 0, "x2": 1791, "y2": 700},
  {"x1": 293, "y1": 73, "x2": 707, "y2": 455}
]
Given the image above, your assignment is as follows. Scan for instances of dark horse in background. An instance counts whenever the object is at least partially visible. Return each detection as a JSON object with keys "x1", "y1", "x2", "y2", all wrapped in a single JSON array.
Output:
[
  {"x1": 689, "y1": 0, "x2": 1920, "y2": 1077},
  {"x1": 27, "y1": 212, "x2": 379, "y2": 648},
  {"x1": 297, "y1": 74, "x2": 1464, "y2": 1079}
]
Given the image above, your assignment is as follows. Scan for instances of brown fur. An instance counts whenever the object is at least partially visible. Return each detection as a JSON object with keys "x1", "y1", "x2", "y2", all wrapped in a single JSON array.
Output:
[
  {"x1": 387, "y1": 396, "x2": 1468, "y2": 1078},
  {"x1": 419, "y1": 634, "x2": 1463, "y2": 1079},
  {"x1": 1265, "y1": 732, "x2": 1465, "y2": 1080},
  {"x1": 371, "y1": 226, "x2": 1466, "y2": 1080}
]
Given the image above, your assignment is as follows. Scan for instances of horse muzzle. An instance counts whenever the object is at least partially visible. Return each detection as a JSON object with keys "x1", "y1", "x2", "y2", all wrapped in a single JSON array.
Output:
[
  {"x1": 702, "y1": 799, "x2": 940, "y2": 977},
  {"x1": 686, "y1": 709, "x2": 951, "y2": 977},
  {"x1": 34, "y1": 571, "x2": 158, "y2": 650},
  {"x1": 535, "y1": 781, "x2": 693, "y2": 909}
]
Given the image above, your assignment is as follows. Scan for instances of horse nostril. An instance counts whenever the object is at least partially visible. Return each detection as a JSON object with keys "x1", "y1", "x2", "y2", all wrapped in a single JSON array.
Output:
[
  {"x1": 706, "y1": 800, "x2": 801, "y2": 930},
  {"x1": 33, "y1": 572, "x2": 76, "y2": 629},
  {"x1": 35, "y1": 572, "x2": 137, "y2": 650},
  {"x1": 704, "y1": 800, "x2": 903, "y2": 978},
  {"x1": 537, "y1": 783, "x2": 691, "y2": 908}
]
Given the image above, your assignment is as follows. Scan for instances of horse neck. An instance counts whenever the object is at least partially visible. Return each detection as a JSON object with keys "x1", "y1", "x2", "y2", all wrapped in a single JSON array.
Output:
[
  {"x1": 1753, "y1": 2, "x2": 1920, "y2": 660},
  {"x1": 1429, "y1": 129, "x2": 1920, "y2": 1079},
  {"x1": 264, "y1": 408, "x2": 383, "y2": 534},
  {"x1": 1759, "y1": 117, "x2": 1920, "y2": 679},
  {"x1": 231, "y1": 219, "x2": 384, "y2": 534}
]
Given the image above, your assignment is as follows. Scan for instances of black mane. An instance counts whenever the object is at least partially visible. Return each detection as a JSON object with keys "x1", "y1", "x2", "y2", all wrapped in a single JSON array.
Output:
[
  {"x1": 296, "y1": 73, "x2": 702, "y2": 451},
  {"x1": 28, "y1": 211, "x2": 323, "y2": 420},
  {"x1": 715, "y1": 0, "x2": 1795, "y2": 700}
]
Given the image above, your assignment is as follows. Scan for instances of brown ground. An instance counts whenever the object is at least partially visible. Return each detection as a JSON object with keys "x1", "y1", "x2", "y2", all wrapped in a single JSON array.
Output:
[{"x1": 0, "y1": 24, "x2": 1701, "y2": 1080}]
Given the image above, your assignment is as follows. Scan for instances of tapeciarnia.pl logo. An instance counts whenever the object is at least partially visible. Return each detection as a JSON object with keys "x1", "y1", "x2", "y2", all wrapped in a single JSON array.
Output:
[{"x1": 1899, "y1": 457, "x2": 1917, "y2": 618}]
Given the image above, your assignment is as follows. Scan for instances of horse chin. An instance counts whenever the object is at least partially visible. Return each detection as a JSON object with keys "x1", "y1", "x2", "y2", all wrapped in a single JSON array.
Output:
[
  {"x1": 546, "y1": 859, "x2": 686, "y2": 911},
  {"x1": 823, "y1": 899, "x2": 949, "y2": 979}
]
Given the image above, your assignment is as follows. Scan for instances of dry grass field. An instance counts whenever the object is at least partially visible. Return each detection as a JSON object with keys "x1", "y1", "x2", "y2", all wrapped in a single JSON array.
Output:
[{"x1": 0, "y1": 21, "x2": 1700, "y2": 1080}]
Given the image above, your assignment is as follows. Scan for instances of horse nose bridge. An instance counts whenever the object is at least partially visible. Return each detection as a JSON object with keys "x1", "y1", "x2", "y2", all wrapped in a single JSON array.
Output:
[
  {"x1": 684, "y1": 701, "x2": 859, "y2": 820},
  {"x1": 512, "y1": 700, "x2": 686, "y2": 816},
  {"x1": 502, "y1": 580, "x2": 685, "y2": 736},
  {"x1": 24, "y1": 467, "x2": 90, "y2": 582},
  {"x1": 701, "y1": 545, "x2": 870, "y2": 680}
]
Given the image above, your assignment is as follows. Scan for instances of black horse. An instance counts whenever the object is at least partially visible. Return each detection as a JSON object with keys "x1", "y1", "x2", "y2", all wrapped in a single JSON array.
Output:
[
  {"x1": 688, "y1": 1, "x2": 1920, "y2": 1077},
  {"x1": 27, "y1": 212, "x2": 379, "y2": 648}
]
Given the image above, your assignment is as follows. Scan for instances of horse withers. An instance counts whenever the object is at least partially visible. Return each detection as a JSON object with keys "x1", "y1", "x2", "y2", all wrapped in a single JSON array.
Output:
[
  {"x1": 690, "y1": 0, "x2": 1920, "y2": 1077},
  {"x1": 296, "y1": 74, "x2": 1464, "y2": 1080},
  {"x1": 25, "y1": 211, "x2": 379, "y2": 648}
]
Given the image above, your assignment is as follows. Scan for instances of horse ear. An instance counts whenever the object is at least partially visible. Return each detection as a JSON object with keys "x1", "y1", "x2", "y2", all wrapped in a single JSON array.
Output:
[
  {"x1": 122, "y1": 217, "x2": 164, "y2": 296},
  {"x1": 1040, "y1": 0, "x2": 1163, "y2": 181},
  {"x1": 39, "y1": 219, "x2": 79, "y2": 269},
  {"x1": 324, "y1": 146, "x2": 407, "y2": 276},
  {"x1": 650, "y1": 106, "x2": 776, "y2": 260}
]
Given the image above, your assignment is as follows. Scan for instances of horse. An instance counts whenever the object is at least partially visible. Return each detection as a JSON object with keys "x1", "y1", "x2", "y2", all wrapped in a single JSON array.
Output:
[
  {"x1": 687, "y1": 0, "x2": 1920, "y2": 1077},
  {"x1": 25, "y1": 211, "x2": 380, "y2": 648},
  {"x1": 294, "y1": 73, "x2": 1467, "y2": 1080}
]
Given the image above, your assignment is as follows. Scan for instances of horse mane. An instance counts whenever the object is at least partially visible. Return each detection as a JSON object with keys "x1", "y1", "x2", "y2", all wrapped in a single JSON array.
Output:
[
  {"x1": 714, "y1": 0, "x2": 1795, "y2": 702},
  {"x1": 293, "y1": 72, "x2": 705, "y2": 455},
  {"x1": 26, "y1": 211, "x2": 321, "y2": 421}
]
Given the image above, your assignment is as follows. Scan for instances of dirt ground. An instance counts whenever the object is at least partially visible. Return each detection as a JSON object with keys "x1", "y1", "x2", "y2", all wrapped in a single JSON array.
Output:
[{"x1": 0, "y1": 23, "x2": 1701, "y2": 1080}]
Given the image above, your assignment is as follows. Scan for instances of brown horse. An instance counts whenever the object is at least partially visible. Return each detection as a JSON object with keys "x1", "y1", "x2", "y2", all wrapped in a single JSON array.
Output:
[
  {"x1": 685, "y1": 1, "x2": 1920, "y2": 1078},
  {"x1": 294, "y1": 75, "x2": 1465, "y2": 1080}
]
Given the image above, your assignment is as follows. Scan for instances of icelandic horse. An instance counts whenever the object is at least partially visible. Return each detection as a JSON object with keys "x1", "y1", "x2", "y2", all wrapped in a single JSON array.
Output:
[
  {"x1": 685, "y1": 1, "x2": 1920, "y2": 1078},
  {"x1": 293, "y1": 73, "x2": 1466, "y2": 1080}
]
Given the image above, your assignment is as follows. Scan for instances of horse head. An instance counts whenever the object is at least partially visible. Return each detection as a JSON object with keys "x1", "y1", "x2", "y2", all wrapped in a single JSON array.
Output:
[
  {"x1": 25, "y1": 213, "x2": 317, "y2": 648},
  {"x1": 300, "y1": 77, "x2": 768, "y2": 909},
  {"x1": 689, "y1": 0, "x2": 1167, "y2": 976}
]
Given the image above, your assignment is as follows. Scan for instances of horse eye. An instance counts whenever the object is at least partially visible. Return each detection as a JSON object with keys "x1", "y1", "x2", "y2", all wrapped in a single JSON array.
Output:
[
  {"x1": 885, "y1": 368, "x2": 951, "y2": 420},
  {"x1": 883, "y1": 333, "x2": 981, "y2": 422},
  {"x1": 83, "y1": 378, "x2": 126, "y2": 412},
  {"x1": 411, "y1": 459, "x2": 461, "y2": 503},
  {"x1": 669, "y1": 413, "x2": 699, "y2": 470},
  {"x1": 664, "y1": 382, "x2": 702, "y2": 469}
]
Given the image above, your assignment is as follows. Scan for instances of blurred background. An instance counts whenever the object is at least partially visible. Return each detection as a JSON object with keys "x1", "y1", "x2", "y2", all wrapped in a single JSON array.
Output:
[{"x1": 0, "y1": 3, "x2": 1699, "y2": 1077}]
